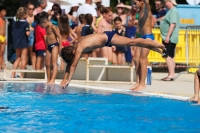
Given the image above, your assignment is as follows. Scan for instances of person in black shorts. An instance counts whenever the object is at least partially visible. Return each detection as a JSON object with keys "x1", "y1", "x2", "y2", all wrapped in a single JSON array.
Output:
[
  {"x1": 160, "y1": 0, "x2": 180, "y2": 81},
  {"x1": 81, "y1": 13, "x2": 94, "y2": 58},
  {"x1": 112, "y1": 17, "x2": 126, "y2": 65}
]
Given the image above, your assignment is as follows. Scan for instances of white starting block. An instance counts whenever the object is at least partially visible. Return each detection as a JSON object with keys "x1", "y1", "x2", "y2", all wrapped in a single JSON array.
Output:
[
  {"x1": 3, "y1": 57, "x2": 151, "y2": 84},
  {"x1": 4, "y1": 69, "x2": 47, "y2": 81}
]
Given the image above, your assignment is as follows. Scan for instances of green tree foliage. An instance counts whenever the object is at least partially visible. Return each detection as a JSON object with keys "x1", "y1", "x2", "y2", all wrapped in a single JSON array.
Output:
[{"x1": 0, "y1": 0, "x2": 20, "y2": 16}]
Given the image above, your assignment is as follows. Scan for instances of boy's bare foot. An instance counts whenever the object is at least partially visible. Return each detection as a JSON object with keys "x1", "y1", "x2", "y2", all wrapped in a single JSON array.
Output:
[
  {"x1": 130, "y1": 82, "x2": 139, "y2": 90},
  {"x1": 141, "y1": 39, "x2": 164, "y2": 54},
  {"x1": 188, "y1": 95, "x2": 199, "y2": 102},
  {"x1": 133, "y1": 84, "x2": 146, "y2": 92}
]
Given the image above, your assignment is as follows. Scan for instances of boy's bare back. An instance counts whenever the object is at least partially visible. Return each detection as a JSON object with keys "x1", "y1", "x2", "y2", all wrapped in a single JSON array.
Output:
[{"x1": 77, "y1": 33, "x2": 107, "y2": 53}]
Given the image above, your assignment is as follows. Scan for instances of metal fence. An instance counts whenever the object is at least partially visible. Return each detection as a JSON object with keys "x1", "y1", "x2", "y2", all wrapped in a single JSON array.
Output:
[
  {"x1": 174, "y1": 25, "x2": 200, "y2": 80},
  {"x1": 186, "y1": 26, "x2": 200, "y2": 73}
]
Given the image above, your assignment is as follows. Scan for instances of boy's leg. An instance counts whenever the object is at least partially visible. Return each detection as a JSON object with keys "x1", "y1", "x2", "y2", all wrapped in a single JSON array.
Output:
[
  {"x1": 0, "y1": 43, "x2": 5, "y2": 70},
  {"x1": 131, "y1": 47, "x2": 141, "y2": 90},
  {"x1": 48, "y1": 46, "x2": 59, "y2": 84},
  {"x1": 35, "y1": 56, "x2": 43, "y2": 70},
  {"x1": 45, "y1": 50, "x2": 51, "y2": 83},
  {"x1": 133, "y1": 47, "x2": 150, "y2": 92},
  {"x1": 20, "y1": 48, "x2": 28, "y2": 78},
  {"x1": 189, "y1": 69, "x2": 200, "y2": 102},
  {"x1": 29, "y1": 46, "x2": 36, "y2": 70},
  {"x1": 111, "y1": 34, "x2": 164, "y2": 53},
  {"x1": 11, "y1": 49, "x2": 21, "y2": 78}
]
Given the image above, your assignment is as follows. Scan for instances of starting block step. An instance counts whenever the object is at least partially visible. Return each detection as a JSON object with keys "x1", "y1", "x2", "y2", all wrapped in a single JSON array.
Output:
[{"x1": 4, "y1": 69, "x2": 47, "y2": 81}]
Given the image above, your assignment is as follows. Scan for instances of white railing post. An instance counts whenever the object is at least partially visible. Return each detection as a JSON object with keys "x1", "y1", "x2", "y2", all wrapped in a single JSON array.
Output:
[{"x1": 4, "y1": 18, "x2": 9, "y2": 64}]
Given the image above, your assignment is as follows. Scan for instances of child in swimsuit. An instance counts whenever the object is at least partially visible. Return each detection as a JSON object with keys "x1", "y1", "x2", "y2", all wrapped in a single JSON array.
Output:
[
  {"x1": 58, "y1": 14, "x2": 76, "y2": 70},
  {"x1": 40, "y1": 11, "x2": 62, "y2": 84},
  {"x1": 0, "y1": 6, "x2": 7, "y2": 71},
  {"x1": 81, "y1": 14, "x2": 94, "y2": 58},
  {"x1": 34, "y1": 13, "x2": 47, "y2": 70},
  {"x1": 112, "y1": 17, "x2": 126, "y2": 65},
  {"x1": 131, "y1": 0, "x2": 156, "y2": 92}
]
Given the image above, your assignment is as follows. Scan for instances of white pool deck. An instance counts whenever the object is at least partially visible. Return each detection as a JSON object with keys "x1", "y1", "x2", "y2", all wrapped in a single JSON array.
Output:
[{"x1": 0, "y1": 67, "x2": 194, "y2": 101}]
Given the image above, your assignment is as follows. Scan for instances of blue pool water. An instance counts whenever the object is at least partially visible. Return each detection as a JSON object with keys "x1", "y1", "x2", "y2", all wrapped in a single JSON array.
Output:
[{"x1": 0, "y1": 82, "x2": 200, "y2": 133}]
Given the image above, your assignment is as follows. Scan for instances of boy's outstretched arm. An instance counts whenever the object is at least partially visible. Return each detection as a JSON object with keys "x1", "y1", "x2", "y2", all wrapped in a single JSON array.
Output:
[
  {"x1": 63, "y1": 47, "x2": 82, "y2": 88},
  {"x1": 60, "y1": 63, "x2": 71, "y2": 86}
]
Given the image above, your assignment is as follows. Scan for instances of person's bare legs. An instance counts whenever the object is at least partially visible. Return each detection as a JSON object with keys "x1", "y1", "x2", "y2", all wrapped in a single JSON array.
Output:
[
  {"x1": 60, "y1": 59, "x2": 64, "y2": 71},
  {"x1": 117, "y1": 52, "x2": 123, "y2": 65},
  {"x1": 0, "y1": 43, "x2": 5, "y2": 70},
  {"x1": 35, "y1": 56, "x2": 43, "y2": 70},
  {"x1": 20, "y1": 48, "x2": 28, "y2": 78},
  {"x1": 29, "y1": 46, "x2": 36, "y2": 70},
  {"x1": 11, "y1": 49, "x2": 22, "y2": 78},
  {"x1": 131, "y1": 46, "x2": 137, "y2": 66},
  {"x1": 82, "y1": 53, "x2": 89, "y2": 58},
  {"x1": 45, "y1": 50, "x2": 51, "y2": 83},
  {"x1": 112, "y1": 51, "x2": 117, "y2": 65},
  {"x1": 107, "y1": 47, "x2": 113, "y2": 64},
  {"x1": 48, "y1": 46, "x2": 58, "y2": 84},
  {"x1": 165, "y1": 56, "x2": 175, "y2": 79},
  {"x1": 131, "y1": 47, "x2": 141, "y2": 90},
  {"x1": 101, "y1": 47, "x2": 109, "y2": 61},
  {"x1": 122, "y1": 53, "x2": 126, "y2": 65},
  {"x1": 92, "y1": 49, "x2": 99, "y2": 57},
  {"x1": 189, "y1": 69, "x2": 200, "y2": 102},
  {"x1": 133, "y1": 48, "x2": 150, "y2": 92}
]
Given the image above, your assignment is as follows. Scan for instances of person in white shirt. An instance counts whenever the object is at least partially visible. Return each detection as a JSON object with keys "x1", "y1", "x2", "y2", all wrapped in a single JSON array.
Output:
[{"x1": 77, "y1": 0, "x2": 97, "y2": 32}]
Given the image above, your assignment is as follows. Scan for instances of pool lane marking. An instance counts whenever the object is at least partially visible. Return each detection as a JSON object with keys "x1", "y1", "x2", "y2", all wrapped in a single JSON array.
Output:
[{"x1": 57, "y1": 82, "x2": 190, "y2": 101}]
